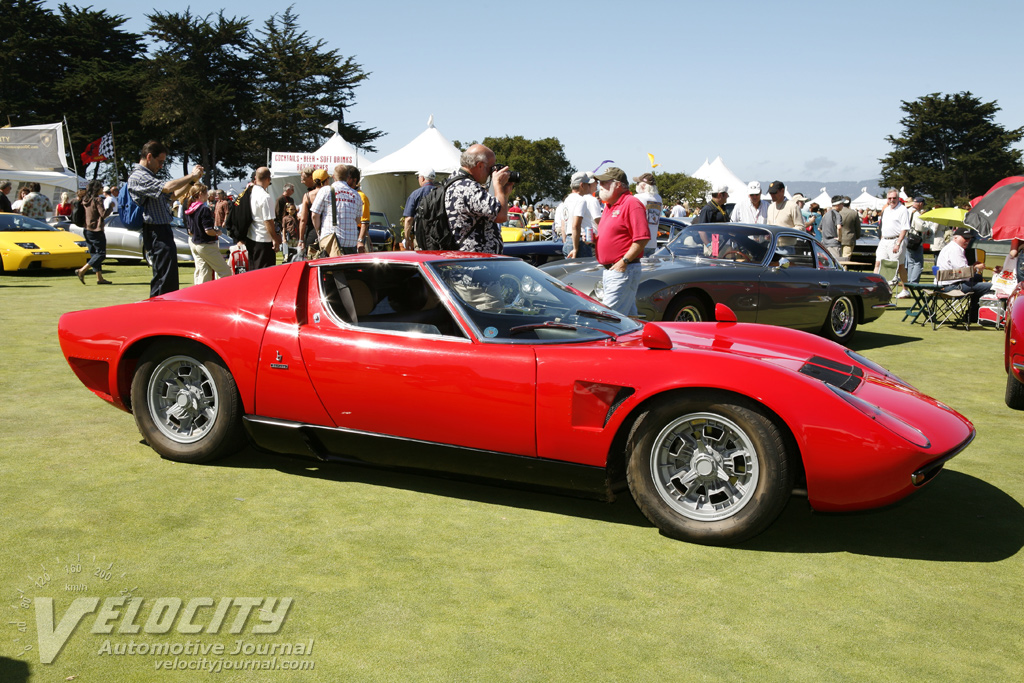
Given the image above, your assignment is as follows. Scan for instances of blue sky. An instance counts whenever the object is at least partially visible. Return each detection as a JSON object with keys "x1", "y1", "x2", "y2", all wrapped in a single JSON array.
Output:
[{"x1": 47, "y1": 0, "x2": 1024, "y2": 184}]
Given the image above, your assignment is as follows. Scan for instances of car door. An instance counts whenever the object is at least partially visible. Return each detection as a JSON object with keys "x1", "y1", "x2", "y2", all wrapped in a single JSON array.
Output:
[
  {"x1": 757, "y1": 234, "x2": 833, "y2": 329},
  {"x1": 297, "y1": 262, "x2": 538, "y2": 457}
]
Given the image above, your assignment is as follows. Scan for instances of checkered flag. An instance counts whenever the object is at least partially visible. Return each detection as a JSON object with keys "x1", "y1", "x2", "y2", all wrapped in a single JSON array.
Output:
[{"x1": 98, "y1": 132, "x2": 114, "y2": 159}]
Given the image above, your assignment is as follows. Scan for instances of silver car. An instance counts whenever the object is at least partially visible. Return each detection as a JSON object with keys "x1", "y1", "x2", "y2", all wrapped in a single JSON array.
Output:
[{"x1": 57, "y1": 214, "x2": 232, "y2": 264}]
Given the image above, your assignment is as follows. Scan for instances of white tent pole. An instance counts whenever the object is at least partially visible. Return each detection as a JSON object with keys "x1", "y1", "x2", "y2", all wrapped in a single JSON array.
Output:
[{"x1": 63, "y1": 116, "x2": 78, "y2": 179}]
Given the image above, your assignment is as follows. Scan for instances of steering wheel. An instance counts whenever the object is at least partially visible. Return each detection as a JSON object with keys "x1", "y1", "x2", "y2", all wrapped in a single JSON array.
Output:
[{"x1": 720, "y1": 249, "x2": 749, "y2": 262}]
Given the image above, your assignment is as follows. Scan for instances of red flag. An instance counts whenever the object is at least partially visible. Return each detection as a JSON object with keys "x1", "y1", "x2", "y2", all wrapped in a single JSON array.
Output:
[{"x1": 81, "y1": 136, "x2": 107, "y2": 165}]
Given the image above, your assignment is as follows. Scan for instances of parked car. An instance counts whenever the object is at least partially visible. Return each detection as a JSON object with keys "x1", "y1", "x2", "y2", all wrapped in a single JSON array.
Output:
[
  {"x1": 367, "y1": 210, "x2": 396, "y2": 251},
  {"x1": 501, "y1": 240, "x2": 565, "y2": 267},
  {"x1": 58, "y1": 252, "x2": 974, "y2": 545},
  {"x1": 542, "y1": 222, "x2": 892, "y2": 344},
  {"x1": 59, "y1": 214, "x2": 233, "y2": 264},
  {"x1": 1, "y1": 213, "x2": 88, "y2": 272},
  {"x1": 1004, "y1": 282, "x2": 1024, "y2": 409}
]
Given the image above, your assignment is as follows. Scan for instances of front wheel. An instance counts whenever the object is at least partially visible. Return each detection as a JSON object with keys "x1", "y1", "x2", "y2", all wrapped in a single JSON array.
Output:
[
  {"x1": 130, "y1": 340, "x2": 245, "y2": 463},
  {"x1": 821, "y1": 295, "x2": 858, "y2": 344},
  {"x1": 1006, "y1": 370, "x2": 1024, "y2": 410},
  {"x1": 626, "y1": 393, "x2": 794, "y2": 545},
  {"x1": 665, "y1": 294, "x2": 709, "y2": 322}
]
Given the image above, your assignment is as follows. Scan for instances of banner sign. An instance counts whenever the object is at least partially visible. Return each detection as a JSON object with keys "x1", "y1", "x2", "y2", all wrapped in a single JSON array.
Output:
[
  {"x1": 270, "y1": 151, "x2": 356, "y2": 175},
  {"x1": 0, "y1": 123, "x2": 68, "y2": 172}
]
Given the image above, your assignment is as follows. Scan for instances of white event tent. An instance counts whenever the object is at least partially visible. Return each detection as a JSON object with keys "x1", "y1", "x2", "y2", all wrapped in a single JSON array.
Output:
[
  {"x1": 851, "y1": 188, "x2": 886, "y2": 211},
  {"x1": 268, "y1": 132, "x2": 368, "y2": 205},
  {"x1": 361, "y1": 116, "x2": 462, "y2": 227},
  {"x1": 691, "y1": 156, "x2": 747, "y2": 198},
  {"x1": 809, "y1": 187, "x2": 832, "y2": 208},
  {"x1": 0, "y1": 122, "x2": 83, "y2": 202}
]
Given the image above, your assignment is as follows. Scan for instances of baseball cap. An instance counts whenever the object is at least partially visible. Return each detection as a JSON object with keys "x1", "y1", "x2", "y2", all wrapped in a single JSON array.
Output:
[
  {"x1": 913, "y1": 196, "x2": 926, "y2": 203},
  {"x1": 711, "y1": 183, "x2": 729, "y2": 194},
  {"x1": 831, "y1": 195, "x2": 844, "y2": 206},
  {"x1": 419, "y1": 168, "x2": 436, "y2": 179},
  {"x1": 312, "y1": 169, "x2": 330, "y2": 182},
  {"x1": 747, "y1": 181, "x2": 761, "y2": 194},
  {"x1": 571, "y1": 170, "x2": 595, "y2": 185},
  {"x1": 953, "y1": 227, "x2": 973, "y2": 239},
  {"x1": 792, "y1": 193, "x2": 807, "y2": 202},
  {"x1": 594, "y1": 167, "x2": 627, "y2": 183},
  {"x1": 633, "y1": 172, "x2": 656, "y2": 184},
  {"x1": 768, "y1": 180, "x2": 785, "y2": 194}
]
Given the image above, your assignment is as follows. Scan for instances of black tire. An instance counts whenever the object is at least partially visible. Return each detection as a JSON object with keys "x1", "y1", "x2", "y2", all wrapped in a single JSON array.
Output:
[
  {"x1": 665, "y1": 293, "x2": 710, "y2": 322},
  {"x1": 626, "y1": 393, "x2": 794, "y2": 545},
  {"x1": 130, "y1": 339, "x2": 245, "y2": 463},
  {"x1": 1006, "y1": 370, "x2": 1024, "y2": 410},
  {"x1": 821, "y1": 295, "x2": 858, "y2": 344}
]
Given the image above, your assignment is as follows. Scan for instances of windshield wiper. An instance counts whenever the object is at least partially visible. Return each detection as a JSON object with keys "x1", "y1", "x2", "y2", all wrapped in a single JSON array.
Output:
[
  {"x1": 575, "y1": 309, "x2": 620, "y2": 323},
  {"x1": 509, "y1": 322, "x2": 577, "y2": 335}
]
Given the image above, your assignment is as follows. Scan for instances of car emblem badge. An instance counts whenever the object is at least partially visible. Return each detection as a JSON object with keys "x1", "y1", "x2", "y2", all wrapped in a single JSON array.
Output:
[{"x1": 484, "y1": 327, "x2": 498, "y2": 338}]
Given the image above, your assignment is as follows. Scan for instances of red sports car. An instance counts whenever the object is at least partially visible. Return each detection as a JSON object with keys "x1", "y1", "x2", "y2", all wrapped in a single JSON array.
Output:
[
  {"x1": 1004, "y1": 282, "x2": 1024, "y2": 409},
  {"x1": 58, "y1": 252, "x2": 975, "y2": 545}
]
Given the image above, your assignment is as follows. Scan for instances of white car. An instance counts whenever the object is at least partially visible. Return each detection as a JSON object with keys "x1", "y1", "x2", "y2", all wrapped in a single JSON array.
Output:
[{"x1": 55, "y1": 215, "x2": 233, "y2": 264}]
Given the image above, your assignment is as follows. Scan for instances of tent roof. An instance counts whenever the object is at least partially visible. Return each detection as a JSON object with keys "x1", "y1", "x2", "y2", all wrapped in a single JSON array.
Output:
[
  {"x1": 851, "y1": 188, "x2": 886, "y2": 211},
  {"x1": 691, "y1": 156, "x2": 748, "y2": 197},
  {"x1": 269, "y1": 133, "x2": 367, "y2": 177},
  {"x1": 809, "y1": 188, "x2": 832, "y2": 208},
  {"x1": 364, "y1": 116, "x2": 461, "y2": 177}
]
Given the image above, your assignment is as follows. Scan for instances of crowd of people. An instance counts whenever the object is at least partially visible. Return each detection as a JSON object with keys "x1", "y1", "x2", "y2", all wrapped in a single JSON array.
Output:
[{"x1": 4, "y1": 142, "x2": 1015, "y2": 322}]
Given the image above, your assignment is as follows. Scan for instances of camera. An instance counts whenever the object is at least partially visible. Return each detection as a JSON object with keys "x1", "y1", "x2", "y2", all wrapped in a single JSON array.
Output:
[{"x1": 507, "y1": 171, "x2": 521, "y2": 183}]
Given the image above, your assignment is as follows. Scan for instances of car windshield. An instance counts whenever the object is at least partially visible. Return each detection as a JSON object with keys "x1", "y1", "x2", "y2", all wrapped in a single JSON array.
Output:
[
  {"x1": 429, "y1": 258, "x2": 642, "y2": 342},
  {"x1": 0, "y1": 214, "x2": 61, "y2": 232},
  {"x1": 656, "y1": 224, "x2": 773, "y2": 263}
]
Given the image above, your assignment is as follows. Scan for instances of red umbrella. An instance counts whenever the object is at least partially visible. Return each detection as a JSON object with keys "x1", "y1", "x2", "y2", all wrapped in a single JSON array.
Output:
[{"x1": 965, "y1": 176, "x2": 1024, "y2": 240}]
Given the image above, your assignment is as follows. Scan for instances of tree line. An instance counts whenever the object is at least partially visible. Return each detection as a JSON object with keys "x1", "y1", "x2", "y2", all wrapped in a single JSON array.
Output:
[{"x1": 1, "y1": 1, "x2": 381, "y2": 187}]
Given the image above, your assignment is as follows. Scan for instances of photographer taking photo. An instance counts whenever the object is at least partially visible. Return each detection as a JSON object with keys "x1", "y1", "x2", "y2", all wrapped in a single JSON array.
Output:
[{"x1": 444, "y1": 143, "x2": 515, "y2": 254}]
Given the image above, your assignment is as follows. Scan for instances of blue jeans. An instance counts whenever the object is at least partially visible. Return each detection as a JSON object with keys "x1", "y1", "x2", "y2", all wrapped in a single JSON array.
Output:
[
  {"x1": 562, "y1": 242, "x2": 593, "y2": 258},
  {"x1": 906, "y1": 245, "x2": 924, "y2": 283},
  {"x1": 602, "y1": 263, "x2": 642, "y2": 316},
  {"x1": 83, "y1": 229, "x2": 106, "y2": 271}
]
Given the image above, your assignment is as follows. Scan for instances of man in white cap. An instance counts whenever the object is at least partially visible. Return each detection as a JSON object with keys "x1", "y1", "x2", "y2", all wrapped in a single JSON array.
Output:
[
  {"x1": 633, "y1": 172, "x2": 663, "y2": 247},
  {"x1": 402, "y1": 168, "x2": 436, "y2": 249},
  {"x1": 693, "y1": 184, "x2": 730, "y2": 224},
  {"x1": 730, "y1": 181, "x2": 768, "y2": 223},
  {"x1": 561, "y1": 170, "x2": 599, "y2": 258}
]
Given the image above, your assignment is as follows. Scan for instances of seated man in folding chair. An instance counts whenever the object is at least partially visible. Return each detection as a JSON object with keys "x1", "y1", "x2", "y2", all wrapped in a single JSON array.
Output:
[{"x1": 935, "y1": 227, "x2": 992, "y2": 323}]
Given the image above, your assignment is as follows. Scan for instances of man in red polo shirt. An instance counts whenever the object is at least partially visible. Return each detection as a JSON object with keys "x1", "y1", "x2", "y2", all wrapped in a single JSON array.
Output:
[{"x1": 593, "y1": 167, "x2": 649, "y2": 315}]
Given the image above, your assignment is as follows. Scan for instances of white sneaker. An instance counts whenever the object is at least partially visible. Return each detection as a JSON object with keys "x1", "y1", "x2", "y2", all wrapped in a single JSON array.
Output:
[{"x1": 896, "y1": 289, "x2": 911, "y2": 299}]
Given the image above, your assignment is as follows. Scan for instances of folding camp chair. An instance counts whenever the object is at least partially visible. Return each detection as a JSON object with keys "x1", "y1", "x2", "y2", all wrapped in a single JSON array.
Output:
[
  {"x1": 878, "y1": 259, "x2": 900, "y2": 287},
  {"x1": 929, "y1": 289, "x2": 971, "y2": 330}
]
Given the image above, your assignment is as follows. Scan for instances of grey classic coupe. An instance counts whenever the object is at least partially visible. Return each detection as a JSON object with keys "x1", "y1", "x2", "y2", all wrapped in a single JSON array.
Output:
[{"x1": 541, "y1": 222, "x2": 893, "y2": 344}]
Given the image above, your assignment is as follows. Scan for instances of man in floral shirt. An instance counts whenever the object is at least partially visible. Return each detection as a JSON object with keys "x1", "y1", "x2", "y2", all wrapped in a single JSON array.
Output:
[
  {"x1": 444, "y1": 144, "x2": 513, "y2": 254},
  {"x1": 19, "y1": 183, "x2": 52, "y2": 220}
]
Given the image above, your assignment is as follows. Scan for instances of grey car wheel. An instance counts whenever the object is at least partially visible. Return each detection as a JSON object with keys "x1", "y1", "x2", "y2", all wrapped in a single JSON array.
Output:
[
  {"x1": 626, "y1": 393, "x2": 794, "y2": 545},
  {"x1": 822, "y1": 295, "x2": 857, "y2": 343},
  {"x1": 666, "y1": 294, "x2": 709, "y2": 322},
  {"x1": 130, "y1": 340, "x2": 244, "y2": 463}
]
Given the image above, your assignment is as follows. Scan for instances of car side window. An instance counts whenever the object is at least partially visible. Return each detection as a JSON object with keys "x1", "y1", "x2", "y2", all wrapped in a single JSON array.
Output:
[
  {"x1": 772, "y1": 235, "x2": 815, "y2": 268},
  {"x1": 813, "y1": 243, "x2": 838, "y2": 270},
  {"x1": 318, "y1": 264, "x2": 466, "y2": 338}
]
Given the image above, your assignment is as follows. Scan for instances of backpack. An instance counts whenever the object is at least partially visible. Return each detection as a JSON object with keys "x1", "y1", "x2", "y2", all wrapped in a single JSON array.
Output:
[
  {"x1": 117, "y1": 183, "x2": 145, "y2": 228},
  {"x1": 413, "y1": 175, "x2": 464, "y2": 251},
  {"x1": 228, "y1": 243, "x2": 249, "y2": 274},
  {"x1": 225, "y1": 183, "x2": 255, "y2": 242},
  {"x1": 71, "y1": 200, "x2": 87, "y2": 228}
]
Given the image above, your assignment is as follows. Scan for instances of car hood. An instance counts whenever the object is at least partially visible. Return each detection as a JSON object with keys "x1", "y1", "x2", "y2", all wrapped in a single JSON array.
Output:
[{"x1": 2, "y1": 230, "x2": 86, "y2": 251}]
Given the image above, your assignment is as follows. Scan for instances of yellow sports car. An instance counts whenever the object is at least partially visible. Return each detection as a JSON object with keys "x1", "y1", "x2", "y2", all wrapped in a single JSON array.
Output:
[{"x1": 1, "y1": 213, "x2": 89, "y2": 272}]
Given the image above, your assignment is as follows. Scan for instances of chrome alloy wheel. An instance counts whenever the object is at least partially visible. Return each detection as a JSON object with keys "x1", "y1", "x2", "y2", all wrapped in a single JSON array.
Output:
[
  {"x1": 649, "y1": 412, "x2": 760, "y2": 521},
  {"x1": 146, "y1": 355, "x2": 220, "y2": 444},
  {"x1": 830, "y1": 297, "x2": 855, "y2": 338},
  {"x1": 672, "y1": 304, "x2": 704, "y2": 322}
]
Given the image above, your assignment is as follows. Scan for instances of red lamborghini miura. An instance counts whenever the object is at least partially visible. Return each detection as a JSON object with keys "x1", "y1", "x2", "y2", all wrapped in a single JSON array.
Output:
[{"x1": 59, "y1": 252, "x2": 975, "y2": 545}]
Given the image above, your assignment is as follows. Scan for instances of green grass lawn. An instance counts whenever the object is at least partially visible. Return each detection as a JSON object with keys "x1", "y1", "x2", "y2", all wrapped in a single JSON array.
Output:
[{"x1": 1, "y1": 262, "x2": 1022, "y2": 682}]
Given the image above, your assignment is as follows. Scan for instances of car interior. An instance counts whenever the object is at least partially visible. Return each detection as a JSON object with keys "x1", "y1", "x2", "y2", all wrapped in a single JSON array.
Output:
[{"x1": 317, "y1": 264, "x2": 465, "y2": 338}]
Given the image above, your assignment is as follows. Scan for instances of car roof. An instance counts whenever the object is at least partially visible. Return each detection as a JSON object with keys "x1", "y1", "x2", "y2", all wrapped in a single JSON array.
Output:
[{"x1": 310, "y1": 251, "x2": 508, "y2": 266}]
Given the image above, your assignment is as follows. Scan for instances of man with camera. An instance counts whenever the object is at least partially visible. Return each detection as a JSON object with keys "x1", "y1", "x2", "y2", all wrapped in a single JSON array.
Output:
[{"x1": 444, "y1": 144, "x2": 513, "y2": 254}]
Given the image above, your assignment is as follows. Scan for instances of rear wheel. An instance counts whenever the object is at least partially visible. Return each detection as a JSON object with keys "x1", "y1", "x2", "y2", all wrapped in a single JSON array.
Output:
[
  {"x1": 626, "y1": 393, "x2": 794, "y2": 545},
  {"x1": 665, "y1": 294, "x2": 709, "y2": 322},
  {"x1": 130, "y1": 339, "x2": 245, "y2": 463},
  {"x1": 1006, "y1": 370, "x2": 1024, "y2": 410},
  {"x1": 821, "y1": 295, "x2": 858, "y2": 344}
]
